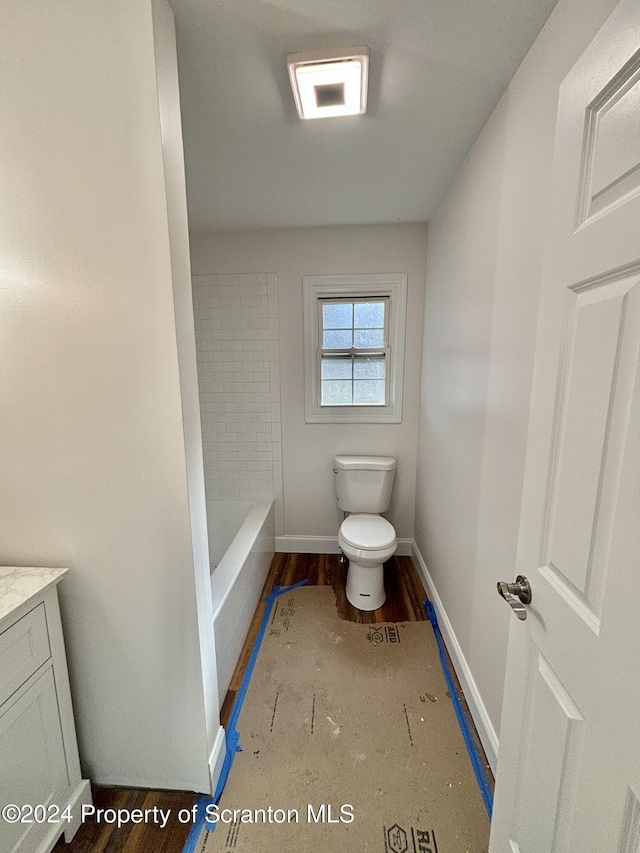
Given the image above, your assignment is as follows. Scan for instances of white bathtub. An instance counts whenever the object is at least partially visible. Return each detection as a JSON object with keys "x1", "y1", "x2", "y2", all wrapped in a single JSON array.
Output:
[{"x1": 207, "y1": 499, "x2": 275, "y2": 704}]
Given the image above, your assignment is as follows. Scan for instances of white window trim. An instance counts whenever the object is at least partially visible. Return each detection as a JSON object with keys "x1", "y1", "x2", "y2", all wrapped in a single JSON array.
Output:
[{"x1": 303, "y1": 273, "x2": 407, "y2": 423}]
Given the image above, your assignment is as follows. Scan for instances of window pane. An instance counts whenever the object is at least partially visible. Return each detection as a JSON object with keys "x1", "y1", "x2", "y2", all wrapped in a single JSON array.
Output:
[
  {"x1": 354, "y1": 357, "x2": 385, "y2": 379},
  {"x1": 322, "y1": 302, "x2": 353, "y2": 329},
  {"x1": 321, "y1": 358, "x2": 352, "y2": 380},
  {"x1": 353, "y1": 328, "x2": 384, "y2": 348},
  {"x1": 354, "y1": 301, "x2": 385, "y2": 328},
  {"x1": 354, "y1": 380, "x2": 385, "y2": 405},
  {"x1": 323, "y1": 329, "x2": 353, "y2": 349},
  {"x1": 322, "y1": 380, "x2": 352, "y2": 406}
]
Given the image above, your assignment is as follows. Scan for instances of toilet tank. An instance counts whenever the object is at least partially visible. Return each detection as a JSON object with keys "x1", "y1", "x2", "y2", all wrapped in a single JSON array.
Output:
[{"x1": 333, "y1": 455, "x2": 396, "y2": 513}]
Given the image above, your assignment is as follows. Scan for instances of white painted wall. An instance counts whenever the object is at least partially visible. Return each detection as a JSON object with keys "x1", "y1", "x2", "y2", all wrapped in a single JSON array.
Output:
[
  {"x1": 414, "y1": 0, "x2": 620, "y2": 762},
  {"x1": 0, "y1": 0, "x2": 216, "y2": 791},
  {"x1": 190, "y1": 224, "x2": 427, "y2": 542}
]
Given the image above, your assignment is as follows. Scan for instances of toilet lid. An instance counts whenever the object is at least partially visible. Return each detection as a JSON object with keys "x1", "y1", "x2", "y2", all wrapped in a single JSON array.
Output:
[{"x1": 340, "y1": 514, "x2": 396, "y2": 550}]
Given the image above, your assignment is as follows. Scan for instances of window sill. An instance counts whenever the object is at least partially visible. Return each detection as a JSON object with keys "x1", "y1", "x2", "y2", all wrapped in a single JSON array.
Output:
[{"x1": 305, "y1": 406, "x2": 402, "y2": 424}]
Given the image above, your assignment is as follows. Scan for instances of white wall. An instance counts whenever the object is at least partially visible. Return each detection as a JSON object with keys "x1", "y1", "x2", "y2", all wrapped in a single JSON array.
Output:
[
  {"x1": 0, "y1": 0, "x2": 215, "y2": 791},
  {"x1": 414, "y1": 0, "x2": 619, "y2": 764},
  {"x1": 190, "y1": 224, "x2": 427, "y2": 543}
]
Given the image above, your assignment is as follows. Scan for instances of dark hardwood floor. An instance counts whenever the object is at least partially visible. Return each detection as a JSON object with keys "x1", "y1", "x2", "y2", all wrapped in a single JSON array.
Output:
[
  {"x1": 54, "y1": 552, "x2": 493, "y2": 852},
  {"x1": 51, "y1": 786, "x2": 198, "y2": 853}
]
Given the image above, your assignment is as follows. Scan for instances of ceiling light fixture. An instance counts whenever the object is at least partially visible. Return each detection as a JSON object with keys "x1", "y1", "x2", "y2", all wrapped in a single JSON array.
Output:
[{"x1": 287, "y1": 46, "x2": 369, "y2": 120}]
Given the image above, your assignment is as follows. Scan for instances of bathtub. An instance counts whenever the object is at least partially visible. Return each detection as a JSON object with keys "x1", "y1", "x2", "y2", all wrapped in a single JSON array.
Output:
[{"x1": 208, "y1": 499, "x2": 275, "y2": 704}]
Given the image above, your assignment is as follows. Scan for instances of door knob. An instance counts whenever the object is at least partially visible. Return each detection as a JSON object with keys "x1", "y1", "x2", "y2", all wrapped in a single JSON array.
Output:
[{"x1": 497, "y1": 575, "x2": 532, "y2": 621}]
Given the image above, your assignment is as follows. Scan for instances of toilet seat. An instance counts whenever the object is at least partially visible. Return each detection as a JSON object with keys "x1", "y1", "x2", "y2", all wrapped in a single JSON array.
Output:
[{"x1": 340, "y1": 514, "x2": 396, "y2": 550}]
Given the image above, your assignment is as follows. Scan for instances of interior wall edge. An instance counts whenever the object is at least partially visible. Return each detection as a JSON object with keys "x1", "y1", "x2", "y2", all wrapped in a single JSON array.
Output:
[{"x1": 151, "y1": 0, "x2": 216, "y2": 791}]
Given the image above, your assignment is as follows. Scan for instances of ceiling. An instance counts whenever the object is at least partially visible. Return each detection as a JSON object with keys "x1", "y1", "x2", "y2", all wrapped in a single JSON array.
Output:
[{"x1": 170, "y1": 0, "x2": 557, "y2": 233}]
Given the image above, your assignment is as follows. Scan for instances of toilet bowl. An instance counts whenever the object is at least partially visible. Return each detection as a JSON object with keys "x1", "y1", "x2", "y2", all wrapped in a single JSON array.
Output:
[{"x1": 338, "y1": 513, "x2": 397, "y2": 611}]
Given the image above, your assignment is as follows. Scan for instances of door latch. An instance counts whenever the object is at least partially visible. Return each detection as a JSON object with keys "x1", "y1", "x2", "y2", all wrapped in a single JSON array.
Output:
[{"x1": 497, "y1": 575, "x2": 532, "y2": 621}]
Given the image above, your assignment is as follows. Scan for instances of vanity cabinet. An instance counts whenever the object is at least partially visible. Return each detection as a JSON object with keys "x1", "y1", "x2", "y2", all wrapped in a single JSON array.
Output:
[{"x1": 0, "y1": 568, "x2": 91, "y2": 853}]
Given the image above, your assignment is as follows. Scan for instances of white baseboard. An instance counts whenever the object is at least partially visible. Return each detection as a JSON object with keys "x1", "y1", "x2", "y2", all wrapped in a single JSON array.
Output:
[
  {"x1": 275, "y1": 535, "x2": 413, "y2": 557},
  {"x1": 208, "y1": 725, "x2": 226, "y2": 796},
  {"x1": 412, "y1": 541, "x2": 499, "y2": 774},
  {"x1": 395, "y1": 539, "x2": 413, "y2": 557},
  {"x1": 62, "y1": 779, "x2": 93, "y2": 843}
]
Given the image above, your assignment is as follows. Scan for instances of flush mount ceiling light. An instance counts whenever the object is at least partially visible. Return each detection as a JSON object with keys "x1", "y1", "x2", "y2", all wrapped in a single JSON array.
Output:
[{"x1": 287, "y1": 46, "x2": 369, "y2": 120}]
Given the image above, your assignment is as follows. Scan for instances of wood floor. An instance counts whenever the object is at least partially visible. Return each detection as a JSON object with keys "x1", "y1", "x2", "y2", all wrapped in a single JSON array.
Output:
[
  {"x1": 50, "y1": 787, "x2": 197, "y2": 853},
  {"x1": 54, "y1": 552, "x2": 492, "y2": 853}
]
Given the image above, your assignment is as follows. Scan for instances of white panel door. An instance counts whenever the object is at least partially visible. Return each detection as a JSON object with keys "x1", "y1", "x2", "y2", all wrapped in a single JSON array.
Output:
[{"x1": 490, "y1": 1, "x2": 640, "y2": 850}]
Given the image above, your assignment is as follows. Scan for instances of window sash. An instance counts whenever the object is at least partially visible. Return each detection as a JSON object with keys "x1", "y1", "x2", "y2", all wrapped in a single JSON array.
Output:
[
  {"x1": 318, "y1": 296, "x2": 389, "y2": 351},
  {"x1": 317, "y1": 297, "x2": 390, "y2": 407},
  {"x1": 317, "y1": 349, "x2": 390, "y2": 407}
]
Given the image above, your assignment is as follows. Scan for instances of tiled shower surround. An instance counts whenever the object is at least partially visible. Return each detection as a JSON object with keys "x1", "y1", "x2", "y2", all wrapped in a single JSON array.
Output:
[{"x1": 192, "y1": 273, "x2": 283, "y2": 534}]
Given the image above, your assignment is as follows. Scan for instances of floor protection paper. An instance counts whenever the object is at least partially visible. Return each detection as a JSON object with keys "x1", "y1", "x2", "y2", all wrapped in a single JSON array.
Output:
[{"x1": 198, "y1": 585, "x2": 490, "y2": 853}]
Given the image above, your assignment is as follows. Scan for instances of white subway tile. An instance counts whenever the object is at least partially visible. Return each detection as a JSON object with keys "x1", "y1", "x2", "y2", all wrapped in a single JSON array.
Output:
[
  {"x1": 194, "y1": 268, "x2": 281, "y2": 504},
  {"x1": 238, "y1": 273, "x2": 262, "y2": 287},
  {"x1": 199, "y1": 275, "x2": 218, "y2": 288},
  {"x1": 218, "y1": 274, "x2": 239, "y2": 287}
]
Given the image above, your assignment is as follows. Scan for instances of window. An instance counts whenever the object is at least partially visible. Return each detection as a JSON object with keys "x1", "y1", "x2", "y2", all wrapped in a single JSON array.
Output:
[{"x1": 303, "y1": 274, "x2": 407, "y2": 423}]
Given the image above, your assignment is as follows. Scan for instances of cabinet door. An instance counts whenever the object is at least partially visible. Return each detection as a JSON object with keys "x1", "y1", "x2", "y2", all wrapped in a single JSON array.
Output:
[{"x1": 0, "y1": 667, "x2": 69, "y2": 853}]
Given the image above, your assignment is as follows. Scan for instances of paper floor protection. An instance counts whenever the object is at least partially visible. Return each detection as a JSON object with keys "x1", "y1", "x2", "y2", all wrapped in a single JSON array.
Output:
[{"x1": 197, "y1": 585, "x2": 490, "y2": 853}]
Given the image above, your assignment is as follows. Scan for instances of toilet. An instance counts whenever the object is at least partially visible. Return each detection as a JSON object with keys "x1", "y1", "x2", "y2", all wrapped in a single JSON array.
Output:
[{"x1": 333, "y1": 455, "x2": 397, "y2": 611}]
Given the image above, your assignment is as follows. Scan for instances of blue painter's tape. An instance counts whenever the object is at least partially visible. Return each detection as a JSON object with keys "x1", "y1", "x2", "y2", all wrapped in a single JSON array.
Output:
[
  {"x1": 423, "y1": 600, "x2": 493, "y2": 817},
  {"x1": 182, "y1": 579, "x2": 309, "y2": 853},
  {"x1": 182, "y1": 796, "x2": 212, "y2": 853}
]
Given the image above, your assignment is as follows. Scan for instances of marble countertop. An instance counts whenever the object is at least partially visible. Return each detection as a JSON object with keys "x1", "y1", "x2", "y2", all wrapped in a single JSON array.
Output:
[{"x1": 0, "y1": 566, "x2": 68, "y2": 625}]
